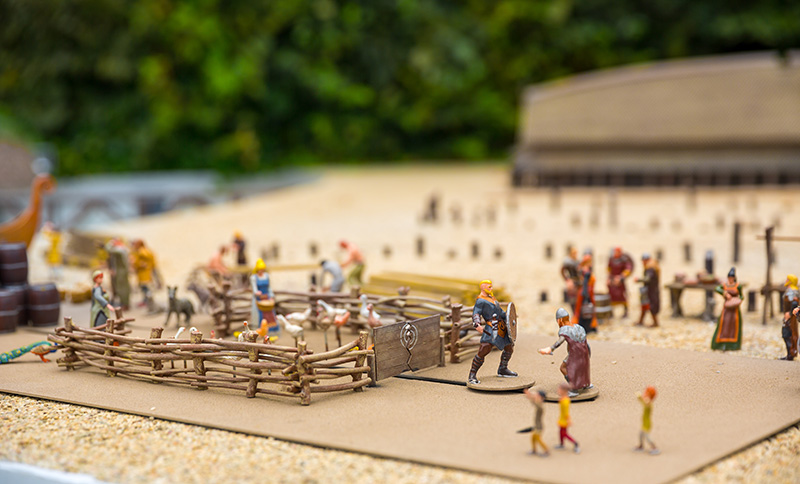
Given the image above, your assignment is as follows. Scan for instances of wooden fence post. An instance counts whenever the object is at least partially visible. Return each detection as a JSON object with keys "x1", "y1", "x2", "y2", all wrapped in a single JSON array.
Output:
[
  {"x1": 62, "y1": 317, "x2": 76, "y2": 371},
  {"x1": 246, "y1": 332, "x2": 261, "y2": 398},
  {"x1": 352, "y1": 331, "x2": 368, "y2": 392},
  {"x1": 297, "y1": 341, "x2": 311, "y2": 405},
  {"x1": 191, "y1": 330, "x2": 207, "y2": 390},
  {"x1": 450, "y1": 304, "x2": 463, "y2": 364},
  {"x1": 149, "y1": 327, "x2": 163, "y2": 383},
  {"x1": 104, "y1": 319, "x2": 116, "y2": 377}
]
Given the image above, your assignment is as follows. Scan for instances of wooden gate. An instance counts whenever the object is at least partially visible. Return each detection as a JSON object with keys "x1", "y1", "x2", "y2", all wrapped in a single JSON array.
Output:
[{"x1": 372, "y1": 315, "x2": 442, "y2": 381}]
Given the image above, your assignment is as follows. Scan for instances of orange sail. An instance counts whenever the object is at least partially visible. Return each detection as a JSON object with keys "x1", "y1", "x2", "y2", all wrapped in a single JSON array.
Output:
[{"x1": 0, "y1": 174, "x2": 56, "y2": 247}]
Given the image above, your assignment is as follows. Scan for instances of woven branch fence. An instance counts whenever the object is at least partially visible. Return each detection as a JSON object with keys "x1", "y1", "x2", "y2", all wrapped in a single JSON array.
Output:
[
  {"x1": 201, "y1": 281, "x2": 493, "y2": 365},
  {"x1": 47, "y1": 317, "x2": 373, "y2": 406}
]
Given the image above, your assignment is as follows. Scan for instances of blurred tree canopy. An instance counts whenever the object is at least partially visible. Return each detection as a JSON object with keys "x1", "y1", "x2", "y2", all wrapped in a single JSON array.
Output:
[{"x1": 1, "y1": 0, "x2": 798, "y2": 174}]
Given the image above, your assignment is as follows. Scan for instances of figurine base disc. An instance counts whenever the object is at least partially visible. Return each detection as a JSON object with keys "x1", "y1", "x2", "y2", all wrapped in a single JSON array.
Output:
[
  {"x1": 542, "y1": 385, "x2": 600, "y2": 402},
  {"x1": 467, "y1": 375, "x2": 535, "y2": 392}
]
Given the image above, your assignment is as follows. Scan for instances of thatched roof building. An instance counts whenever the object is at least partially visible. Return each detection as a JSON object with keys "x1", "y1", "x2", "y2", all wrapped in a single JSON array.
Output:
[{"x1": 512, "y1": 51, "x2": 800, "y2": 187}]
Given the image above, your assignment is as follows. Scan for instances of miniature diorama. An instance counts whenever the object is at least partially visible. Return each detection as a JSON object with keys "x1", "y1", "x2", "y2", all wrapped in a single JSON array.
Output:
[
  {"x1": 2, "y1": 10, "x2": 800, "y2": 484},
  {"x1": 634, "y1": 386, "x2": 660, "y2": 455},
  {"x1": 539, "y1": 308, "x2": 597, "y2": 401}
]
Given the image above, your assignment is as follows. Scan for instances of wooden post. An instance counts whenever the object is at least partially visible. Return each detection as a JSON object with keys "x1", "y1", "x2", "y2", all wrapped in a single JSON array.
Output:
[
  {"x1": 416, "y1": 236, "x2": 424, "y2": 257},
  {"x1": 191, "y1": 330, "x2": 207, "y2": 390},
  {"x1": 149, "y1": 327, "x2": 164, "y2": 383},
  {"x1": 246, "y1": 332, "x2": 261, "y2": 398},
  {"x1": 438, "y1": 335, "x2": 446, "y2": 367},
  {"x1": 450, "y1": 304, "x2": 463, "y2": 364},
  {"x1": 352, "y1": 331, "x2": 368, "y2": 392},
  {"x1": 471, "y1": 242, "x2": 479, "y2": 259},
  {"x1": 683, "y1": 242, "x2": 692, "y2": 263},
  {"x1": 762, "y1": 226, "x2": 774, "y2": 325},
  {"x1": 733, "y1": 221, "x2": 741, "y2": 263},
  {"x1": 544, "y1": 243, "x2": 553, "y2": 260},
  {"x1": 104, "y1": 319, "x2": 116, "y2": 377},
  {"x1": 297, "y1": 341, "x2": 311, "y2": 405},
  {"x1": 367, "y1": 353, "x2": 377, "y2": 387},
  {"x1": 62, "y1": 317, "x2": 76, "y2": 371}
]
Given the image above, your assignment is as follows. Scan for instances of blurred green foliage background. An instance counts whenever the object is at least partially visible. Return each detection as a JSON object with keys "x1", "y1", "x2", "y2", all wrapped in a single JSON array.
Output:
[{"x1": 1, "y1": 0, "x2": 798, "y2": 175}]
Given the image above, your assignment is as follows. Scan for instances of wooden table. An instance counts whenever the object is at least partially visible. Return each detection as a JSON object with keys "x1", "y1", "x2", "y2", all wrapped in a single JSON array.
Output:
[{"x1": 665, "y1": 281, "x2": 747, "y2": 322}]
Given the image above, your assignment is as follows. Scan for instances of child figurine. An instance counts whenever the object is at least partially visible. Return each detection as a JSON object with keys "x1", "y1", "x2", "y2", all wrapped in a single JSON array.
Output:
[
  {"x1": 522, "y1": 389, "x2": 550, "y2": 456},
  {"x1": 539, "y1": 308, "x2": 592, "y2": 397},
  {"x1": 555, "y1": 383, "x2": 580, "y2": 453},
  {"x1": 574, "y1": 254, "x2": 597, "y2": 333},
  {"x1": 635, "y1": 386, "x2": 660, "y2": 455}
]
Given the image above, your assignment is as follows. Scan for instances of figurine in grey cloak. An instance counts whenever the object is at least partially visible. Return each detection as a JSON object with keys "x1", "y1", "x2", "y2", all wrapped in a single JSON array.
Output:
[
  {"x1": 539, "y1": 308, "x2": 592, "y2": 397},
  {"x1": 467, "y1": 280, "x2": 517, "y2": 384}
]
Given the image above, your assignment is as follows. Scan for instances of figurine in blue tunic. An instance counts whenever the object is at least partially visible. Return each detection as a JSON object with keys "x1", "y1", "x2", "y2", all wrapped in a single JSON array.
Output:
[
  {"x1": 90, "y1": 270, "x2": 115, "y2": 328},
  {"x1": 250, "y1": 258, "x2": 278, "y2": 334},
  {"x1": 468, "y1": 280, "x2": 517, "y2": 384}
]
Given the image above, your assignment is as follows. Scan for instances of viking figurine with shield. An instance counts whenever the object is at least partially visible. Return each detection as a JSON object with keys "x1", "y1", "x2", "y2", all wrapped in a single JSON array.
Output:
[{"x1": 468, "y1": 280, "x2": 518, "y2": 384}]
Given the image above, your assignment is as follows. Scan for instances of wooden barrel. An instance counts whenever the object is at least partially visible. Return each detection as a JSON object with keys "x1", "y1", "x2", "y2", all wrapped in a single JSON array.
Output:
[
  {"x1": 27, "y1": 283, "x2": 60, "y2": 327},
  {"x1": 3, "y1": 284, "x2": 27, "y2": 326},
  {"x1": 594, "y1": 293, "x2": 612, "y2": 322},
  {"x1": 0, "y1": 289, "x2": 20, "y2": 333},
  {"x1": 0, "y1": 243, "x2": 28, "y2": 285}
]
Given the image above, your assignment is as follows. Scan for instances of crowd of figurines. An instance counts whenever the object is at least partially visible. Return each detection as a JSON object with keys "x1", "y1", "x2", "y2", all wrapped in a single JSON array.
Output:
[{"x1": 42, "y1": 222, "x2": 795, "y2": 458}]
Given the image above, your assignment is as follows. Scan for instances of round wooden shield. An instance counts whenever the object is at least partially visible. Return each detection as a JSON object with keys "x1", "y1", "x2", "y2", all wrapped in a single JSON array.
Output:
[{"x1": 507, "y1": 301, "x2": 517, "y2": 342}]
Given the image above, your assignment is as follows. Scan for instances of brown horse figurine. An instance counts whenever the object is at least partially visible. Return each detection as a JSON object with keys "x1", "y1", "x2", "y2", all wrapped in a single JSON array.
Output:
[{"x1": 0, "y1": 173, "x2": 56, "y2": 247}]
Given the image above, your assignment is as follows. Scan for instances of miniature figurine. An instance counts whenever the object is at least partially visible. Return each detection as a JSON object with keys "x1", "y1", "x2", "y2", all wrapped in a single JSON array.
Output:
[
  {"x1": 635, "y1": 253, "x2": 660, "y2": 327},
  {"x1": 232, "y1": 231, "x2": 247, "y2": 267},
  {"x1": 339, "y1": 240, "x2": 365, "y2": 286},
  {"x1": 42, "y1": 222, "x2": 62, "y2": 281},
  {"x1": 130, "y1": 239, "x2": 156, "y2": 310},
  {"x1": 607, "y1": 247, "x2": 634, "y2": 319},
  {"x1": 555, "y1": 383, "x2": 580, "y2": 453},
  {"x1": 539, "y1": 308, "x2": 592, "y2": 397},
  {"x1": 561, "y1": 246, "x2": 580, "y2": 312},
  {"x1": 521, "y1": 389, "x2": 550, "y2": 456},
  {"x1": 105, "y1": 237, "x2": 131, "y2": 310},
  {"x1": 90, "y1": 270, "x2": 115, "y2": 328},
  {"x1": 712, "y1": 267, "x2": 743, "y2": 351},
  {"x1": 320, "y1": 259, "x2": 345, "y2": 292},
  {"x1": 208, "y1": 245, "x2": 231, "y2": 277},
  {"x1": 165, "y1": 286, "x2": 195, "y2": 327},
  {"x1": 781, "y1": 275, "x2": 799, "y2": 360},
  {"x1": 250, "y1": 258, "x2": 277, "y2": 334},
  {"x1": 467, "y1": 280, "x2": 517, "y2": 385},
  {"x1": 573, "y1": 254, "x2": 597, "y2": 333},
  {"x1": 634, "y1": 386, "x2": 660, "y2": 455},
  {"x1": 0, "y1": 341, "x2": 59, "y2": 364}
]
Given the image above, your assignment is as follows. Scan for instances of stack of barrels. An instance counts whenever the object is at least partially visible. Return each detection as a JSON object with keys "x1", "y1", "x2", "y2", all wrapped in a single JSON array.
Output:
[{"x1": 0, "y1": 243, "x2": 60, "y2": 333}]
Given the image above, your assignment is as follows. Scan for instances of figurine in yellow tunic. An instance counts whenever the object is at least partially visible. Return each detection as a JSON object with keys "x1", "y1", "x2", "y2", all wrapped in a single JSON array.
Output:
[
  {"x1": 634, "y1": 386, "x2": 660, "y2": 455},
  {"x1": 42, "y1": 222, "x2": 62, "y2": 281},
  {"x1": 130, "y1": 239, "x2": 155, "y2": 309}
]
